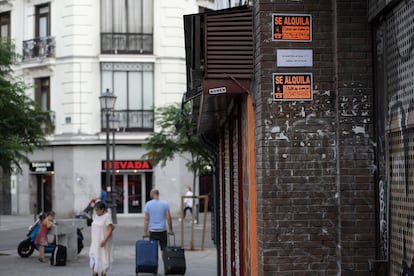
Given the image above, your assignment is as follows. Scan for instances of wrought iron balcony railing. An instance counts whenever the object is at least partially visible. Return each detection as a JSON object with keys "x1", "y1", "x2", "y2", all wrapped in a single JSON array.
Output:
[
  {"x1": 101, "y1": 33, "x2": 153, "y2": 54},
  {"x1": 101, "y1": 109, "x2": 154, "y2": 131},
  {"x1": 22, "y1": 36, "x2": 55, "y2": 61}
]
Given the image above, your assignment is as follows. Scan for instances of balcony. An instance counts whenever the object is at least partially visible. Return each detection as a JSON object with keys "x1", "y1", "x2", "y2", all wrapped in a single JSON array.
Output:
[
  {"x1": 101, "y1": 33, "x2": 153, "y2": 54},
  {"x1": 101, "y1": 109, "x2": 154, "y2": 131},
  {"x1": 22, "y1": 36, "x2": 55, "y2": 61}
]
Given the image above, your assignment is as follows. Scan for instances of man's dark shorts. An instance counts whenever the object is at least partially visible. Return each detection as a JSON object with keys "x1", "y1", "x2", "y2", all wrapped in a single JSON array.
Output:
[{"x1": 149, "y1": 231, "x2": 167, "y2": 250}]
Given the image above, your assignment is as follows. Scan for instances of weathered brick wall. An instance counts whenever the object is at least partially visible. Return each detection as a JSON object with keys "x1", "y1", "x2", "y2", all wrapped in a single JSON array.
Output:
[{"x1": 253, "y1": 0, "x2": 375, "y2": 274}]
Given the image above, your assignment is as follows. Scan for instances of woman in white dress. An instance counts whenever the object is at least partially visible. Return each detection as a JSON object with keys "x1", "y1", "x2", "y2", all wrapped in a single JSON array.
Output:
[{"x1": 89, "y1": 201, "x2": 114, "y2": 276}]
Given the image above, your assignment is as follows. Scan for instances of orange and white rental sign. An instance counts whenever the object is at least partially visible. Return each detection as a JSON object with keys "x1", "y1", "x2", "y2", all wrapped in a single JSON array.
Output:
[
  {"x1": 272, "y1": 13, "x2": 312, "y2": 42},
  {"x1": 273, "y1": 73, "x2": 313, "y2": 101}
]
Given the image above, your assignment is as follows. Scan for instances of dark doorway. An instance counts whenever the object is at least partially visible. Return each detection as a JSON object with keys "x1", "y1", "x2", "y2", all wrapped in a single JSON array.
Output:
[
  {"x1": 199, "y1": 174, "x2": 213, "y2": 212},
  {"x1": 36, "y1": 174, "x2": 52, "y2": 213}
]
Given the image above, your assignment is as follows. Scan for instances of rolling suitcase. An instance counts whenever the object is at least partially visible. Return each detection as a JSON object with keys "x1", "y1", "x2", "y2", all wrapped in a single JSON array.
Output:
[
  {"x1": 50, "y1": 225, "x2": 67, "y2": 266},
  {"x1": 136, "y1": 237, "x2": 158, "y2": 274},
  {"x1": 50, "y1": 244, "x2": 67, "y2": 266},
  {"x1": 163, "y1": 234, "x2": 186, "y2": 275}
]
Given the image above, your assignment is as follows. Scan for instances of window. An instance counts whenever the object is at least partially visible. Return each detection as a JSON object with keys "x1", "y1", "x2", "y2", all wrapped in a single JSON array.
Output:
[
  {"x1": 0, "y1": 12, "x2": 10, "y2": 38},
  {"x1": 23, "y1": 3, "x2": 54, "y2": 60},
  {"x1": 35, "y1": 77, "x2": 53, "y2": 133},
  {"x1": 101, "y1": 62, "x2": 154, "y2": 130},
  {"x1": 101, "y1": 0, "x2": 153, "y2": 54},
  {"x1": 35, "y1": 77, "x2": 50, "y2": 111},
  {"x1": 35, "y1": 3, "x2": 50, "y2": 38}
]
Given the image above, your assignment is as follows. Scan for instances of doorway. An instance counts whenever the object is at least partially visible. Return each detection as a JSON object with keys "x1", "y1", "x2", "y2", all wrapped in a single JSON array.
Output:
[
  {"x1": 115, "y1": 174, "x2": 146, "y2": 214},
  {"x1": 36, "y1": 174, "x2": 52, "y2": 213}
]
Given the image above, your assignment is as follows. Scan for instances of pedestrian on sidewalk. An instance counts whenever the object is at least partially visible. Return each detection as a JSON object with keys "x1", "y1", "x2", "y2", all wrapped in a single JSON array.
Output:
[
  {"x1": 181, "y1": 185, "x2": 194, "y2": 221},
  {"x1": 89, "y1": 201, "x2": 114, "y2": 276},
  {"x1": 35, "y1": 211, "x2": 55, "y2": 263},
  {"x1": 95, "y1": 188, "x2": 107, "y2": 204},
  {"x1": 143, "y1": 188, "x2": 174, "y2": 251}
]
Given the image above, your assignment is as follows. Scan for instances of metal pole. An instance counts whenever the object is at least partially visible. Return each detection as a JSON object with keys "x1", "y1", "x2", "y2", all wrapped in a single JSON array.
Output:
[
  {"x1": 105, "y1": 111, "x2": 111, "y2": 203},
  {"x1": 112, "y1": 123, "x2": 117, "y2": 224},
  {"x1": 112, "y1": 126, "x2": 115, "y2": 202}
]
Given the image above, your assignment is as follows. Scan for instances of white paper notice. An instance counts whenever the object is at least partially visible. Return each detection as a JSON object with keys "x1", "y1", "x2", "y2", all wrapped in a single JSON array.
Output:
[{"x1": 277, "y1": 49, "x2": 313, "y2": 67}]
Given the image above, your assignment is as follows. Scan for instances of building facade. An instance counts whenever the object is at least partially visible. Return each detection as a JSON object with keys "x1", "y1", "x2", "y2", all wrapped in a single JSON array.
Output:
[
  {"x1": 2, "y1": 0, "x2": 214, "y2": 217},
  {"x1": 183, "y1": 0, "x2": 382, "y2": 274}
]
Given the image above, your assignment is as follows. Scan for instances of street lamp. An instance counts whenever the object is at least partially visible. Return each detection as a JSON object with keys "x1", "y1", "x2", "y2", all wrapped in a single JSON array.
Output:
[{"x1": 99, "y1": 89, "x2": 117, "y2": 216}]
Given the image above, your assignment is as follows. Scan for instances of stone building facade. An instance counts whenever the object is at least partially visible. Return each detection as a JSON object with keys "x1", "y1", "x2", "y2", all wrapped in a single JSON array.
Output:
[{"x1": 0, "y1": 0, "x2": 214, "y2": 217}]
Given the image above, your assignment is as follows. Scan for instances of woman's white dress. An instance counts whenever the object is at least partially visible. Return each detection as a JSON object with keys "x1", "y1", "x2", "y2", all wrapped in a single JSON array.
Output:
[{"x1": 89, "y1": 212, "x2": 113, "y2": 273}]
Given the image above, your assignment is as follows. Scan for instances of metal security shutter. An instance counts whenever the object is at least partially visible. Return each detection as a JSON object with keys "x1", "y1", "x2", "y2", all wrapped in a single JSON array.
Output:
[
  {"x1": 232, "y1": 118, "x2": 240, "y2": 276},
  {"x1": 224, "y1": 125, "x2": 232, "y2": 275},
  {"x1": 386, "y1": 2, "x2": 414, "y2": 274},
  {"x1": 372, "y1": 0, "x2": 414, "y2": 274},
  {"x1": 219, "y1": 135, "x2": 227, "y2": 275}
]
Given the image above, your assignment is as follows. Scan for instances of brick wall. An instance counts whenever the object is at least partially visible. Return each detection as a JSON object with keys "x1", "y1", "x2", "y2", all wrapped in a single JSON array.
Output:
[{"x1": 253, "y1": 0, "x2": 375, "y2": 274}]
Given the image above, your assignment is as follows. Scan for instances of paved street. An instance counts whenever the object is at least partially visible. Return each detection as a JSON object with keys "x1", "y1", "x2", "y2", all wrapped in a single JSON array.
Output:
[{"x1": 0, "y1": 213, "x2": 217, "y2": 275}]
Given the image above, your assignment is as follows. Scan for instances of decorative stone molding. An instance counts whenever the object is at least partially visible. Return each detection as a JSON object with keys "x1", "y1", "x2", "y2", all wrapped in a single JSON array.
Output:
[
  {"x1": 27, "y1": 0, "x2": 54, "y2": 5},
  {"x1": 0, "y1": 0, "x2": 14, "y2": 12}
]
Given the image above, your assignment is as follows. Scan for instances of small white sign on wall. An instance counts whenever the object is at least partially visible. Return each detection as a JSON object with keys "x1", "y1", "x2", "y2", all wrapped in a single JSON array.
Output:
[{"x1": 277, "y1": 49, "x2": 313, "y2": 67}]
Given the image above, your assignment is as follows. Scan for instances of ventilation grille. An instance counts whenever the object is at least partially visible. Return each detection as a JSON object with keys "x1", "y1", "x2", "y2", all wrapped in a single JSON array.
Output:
[{"x1": 205, "y1": 7, "x2": 253, "y2": 79}]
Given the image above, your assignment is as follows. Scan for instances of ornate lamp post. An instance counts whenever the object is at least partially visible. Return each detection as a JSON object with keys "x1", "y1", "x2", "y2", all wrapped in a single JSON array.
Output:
[{"x1": 99, "y1": 89, "x2": 117, "y2": 212}]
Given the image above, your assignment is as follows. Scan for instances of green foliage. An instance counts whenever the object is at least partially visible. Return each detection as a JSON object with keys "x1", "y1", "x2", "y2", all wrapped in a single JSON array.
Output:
[
  {"x1": 0, "y1": 39, "x2": 50, "y2": 173},
  {"x1": 142, "y1": 102, "x2": 212, "y2": 180}
]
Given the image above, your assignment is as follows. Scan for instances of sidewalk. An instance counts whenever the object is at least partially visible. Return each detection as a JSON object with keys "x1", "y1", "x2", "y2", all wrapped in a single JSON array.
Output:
[{"x1": 0, "y1": 214, "x2": 217, "y2": 276}]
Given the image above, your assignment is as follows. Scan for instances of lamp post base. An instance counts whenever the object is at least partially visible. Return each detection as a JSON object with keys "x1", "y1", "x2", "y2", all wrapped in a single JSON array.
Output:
[{"x1": 106, "y1": 193, "x2": 117, "y2": 224}]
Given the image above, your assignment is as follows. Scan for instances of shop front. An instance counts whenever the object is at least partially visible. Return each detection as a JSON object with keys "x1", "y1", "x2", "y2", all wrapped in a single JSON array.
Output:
[
  {"x1": 29, "y1": 161, "x2": 54, "y2": 214},
  {"x1": 102, "y1": 160, "x2": 152, "y2": 215}
]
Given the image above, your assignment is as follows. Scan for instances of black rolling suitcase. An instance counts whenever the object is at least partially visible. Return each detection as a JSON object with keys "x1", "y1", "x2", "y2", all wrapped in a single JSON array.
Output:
[
  {"x1": 136, "y1": 237, "x2": 158, "y2": 274},
  {"x1": 50, "y1": 225, "x2": 67, "y2": 266},
  {"x1": 50, "y1": 244, "x2": 67, "y2": 266},
  {"x1": 163, "y1": 234, "x2": 186, "y2": 275}
]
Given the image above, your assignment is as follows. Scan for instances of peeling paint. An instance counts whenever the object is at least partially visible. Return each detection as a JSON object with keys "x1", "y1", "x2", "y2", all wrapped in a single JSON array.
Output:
[
  {"x1": 352, "y1": 126, "x2": 365, "y2": 134},
  {"x1": 270, "y1": 126, "x2": 280, "y2": 133},
  {"x1": 275, "y1": 132, "x2": 289, "y2": 141},
  {"x1": 300, "y1": 106, "x2": 306, "y2": 117},
  {"x1": 320, "y1": 90, "x2": 330, "y2": 96}
]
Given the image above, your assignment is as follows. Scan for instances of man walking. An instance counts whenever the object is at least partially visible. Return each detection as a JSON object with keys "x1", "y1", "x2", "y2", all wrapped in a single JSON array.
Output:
[{"x1": 143, "y1": 188, "x2": 174, "y2": 250}]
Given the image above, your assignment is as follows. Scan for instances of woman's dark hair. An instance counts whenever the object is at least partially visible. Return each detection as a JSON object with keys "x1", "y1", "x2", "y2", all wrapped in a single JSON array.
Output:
[
  {"x1": 95, "y1": 201, "x2": 107, "y2": 210},
  {"x1": 46, "y1": 211, "x2": 55, "y2": 217}
]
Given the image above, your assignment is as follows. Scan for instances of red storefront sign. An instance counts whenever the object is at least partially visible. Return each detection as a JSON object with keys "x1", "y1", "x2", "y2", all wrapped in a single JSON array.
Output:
[{"x1": 101, "y1": 160, "x2": 152, "y2": 170}]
